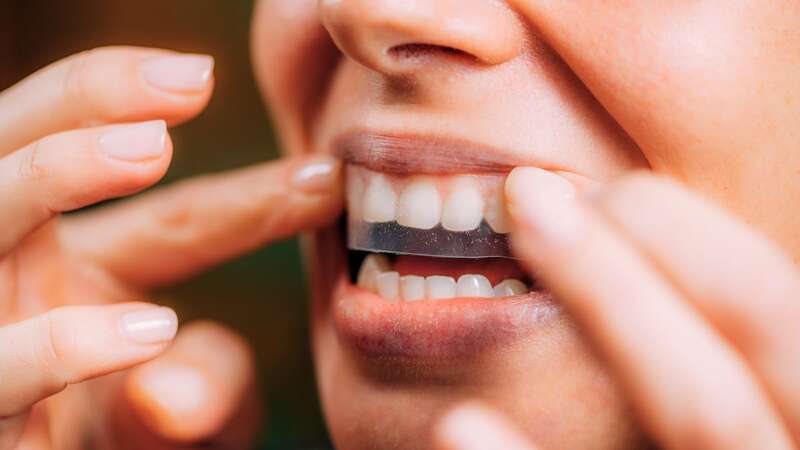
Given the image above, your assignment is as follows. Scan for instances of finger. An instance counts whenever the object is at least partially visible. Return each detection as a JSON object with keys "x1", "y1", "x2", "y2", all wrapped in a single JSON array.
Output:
[
  {"x1": 123, "y1": 321, "x2": 259, "y2": 446},
  {"x1": 0, "y1": 46, "x2": 213, "y2": 154},
  {"x1": 0, "y1": 303, "x2": 177, "y2": 418},
  {"x1": 596, "y1": 173, "x2": 800, "y2": 443},
  {"x1": 435, "y1": 403, "x2": 538, "y2": 450},
  {"x1": 509, "y1": 0, "x2": 800, "y2": 214},
  {"x1": 61, "y1": 154, "x2": 343, "y2": 288},
  {"x1": 505, "y1": 167, "x2": 793, "y2": 450},
  {"x1": 0, "y1": 120, "x2": 171, "y2": 255},
  {"x1": 0, "y1": 415, "x2": 26, "y2": 450}
]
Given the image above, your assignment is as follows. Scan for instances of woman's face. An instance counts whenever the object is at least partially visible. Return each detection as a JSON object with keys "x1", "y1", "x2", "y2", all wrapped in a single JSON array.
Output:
[{"x1": 251, "y1": 1, "x2": 800, "y2": 449}]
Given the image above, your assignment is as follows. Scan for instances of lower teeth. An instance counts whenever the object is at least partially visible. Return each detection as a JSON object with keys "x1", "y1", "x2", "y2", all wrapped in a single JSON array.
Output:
[{"x1": 356, "y1": 254, "x2": 530, "y2": 302}]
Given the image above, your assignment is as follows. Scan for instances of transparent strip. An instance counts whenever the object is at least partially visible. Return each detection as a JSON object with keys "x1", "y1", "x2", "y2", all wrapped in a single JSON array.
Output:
[{"x1": 347, "y1": 216, "x2": 513, "y2": 258}]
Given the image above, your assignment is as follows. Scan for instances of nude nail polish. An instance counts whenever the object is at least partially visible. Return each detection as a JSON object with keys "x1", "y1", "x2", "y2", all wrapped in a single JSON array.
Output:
[
  {"x1": 99, "y1": 121, "x2": 167, "y2": 162},
  {"x1": 141, "y1": 54, "x2": 214, "y2": 92},
  {"x1": 292, "y1": 156, "x2": 342, "y2": 193},
  {"x1": 121, "y1": 307, "x2": 178, "y2": 344}
]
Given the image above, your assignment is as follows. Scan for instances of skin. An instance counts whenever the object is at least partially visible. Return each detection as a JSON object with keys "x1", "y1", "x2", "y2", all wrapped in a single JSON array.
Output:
[
  {"x1": 0, "y1": 47, "x2": 342, "y2": 448},
  {"x1": 2, "y1": 1, "x2": 799, "y2": 450},
  {"x1": 252, "y1": 0, "x2": 800, "y2": 449}
]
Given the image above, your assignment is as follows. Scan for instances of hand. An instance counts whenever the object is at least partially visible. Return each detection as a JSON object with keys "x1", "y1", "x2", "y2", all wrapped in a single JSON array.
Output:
[
  {"x1": 0, "y1": 46, "x2": 342, "y2": 449},
  {"x1": 434, "y1": 1, "x2": 800, "y2": 449},
  {"x1": 437, "y1": 171, "x2": 800, "y2": 450}
]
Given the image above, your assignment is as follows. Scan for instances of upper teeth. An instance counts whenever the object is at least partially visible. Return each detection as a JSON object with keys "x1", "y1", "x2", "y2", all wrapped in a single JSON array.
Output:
[
  {"x1": 362, "y1": 174, "x2": 397, "y2": 223},
  {"x1": 442, "y1": 177, "x2": 484, "y2": 232},
  {"x1": 397, "y1": 178, "x2": 441, "y2": 229},
  {"x1": 357, "y1": 254, "x2": 529, "y2": 302},
  {"x1": 350, "y1": 166, "x2": 509, "y2": 233}
]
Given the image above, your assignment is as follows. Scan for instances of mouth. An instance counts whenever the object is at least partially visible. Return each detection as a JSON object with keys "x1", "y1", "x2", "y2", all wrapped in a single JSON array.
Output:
[{"x1": 327, "y1": 131, "x2": 562, "y2": 362}]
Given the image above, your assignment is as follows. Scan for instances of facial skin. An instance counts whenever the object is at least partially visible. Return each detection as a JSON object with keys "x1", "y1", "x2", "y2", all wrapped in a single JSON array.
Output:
[{"x1": 251, "y1": 1, "x2": 800, "y2": 449}]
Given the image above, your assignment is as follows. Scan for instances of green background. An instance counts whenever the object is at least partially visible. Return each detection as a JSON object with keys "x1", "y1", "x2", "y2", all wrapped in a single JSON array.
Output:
[{"x1": 2, "y1": 1, "x2": 330, "y2": 448}]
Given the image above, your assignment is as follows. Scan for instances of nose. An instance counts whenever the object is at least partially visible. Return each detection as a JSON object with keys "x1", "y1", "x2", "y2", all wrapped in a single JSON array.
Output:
[{"x1": 319, "y1": 0, "x2": 524, "y2": 75}]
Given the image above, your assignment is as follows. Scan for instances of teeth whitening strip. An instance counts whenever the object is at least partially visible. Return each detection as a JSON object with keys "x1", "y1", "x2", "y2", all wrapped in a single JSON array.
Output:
[{"x1": 345, "y1": 165, "x2": 513, "y2": 258}]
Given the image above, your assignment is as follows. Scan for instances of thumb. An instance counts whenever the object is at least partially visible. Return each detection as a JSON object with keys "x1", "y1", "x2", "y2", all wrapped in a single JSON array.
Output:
[
  {"x1": 435, "y1": 402, "x2": 539, "y2": 450},
  {"x1": 0, "y1": 303, "x2": 177, "y2": 418}
]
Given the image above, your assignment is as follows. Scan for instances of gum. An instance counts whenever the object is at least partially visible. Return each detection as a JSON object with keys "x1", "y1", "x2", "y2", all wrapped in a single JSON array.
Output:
[{"x1": 346, "y1": 165, "x2": 513, "y2": 258}]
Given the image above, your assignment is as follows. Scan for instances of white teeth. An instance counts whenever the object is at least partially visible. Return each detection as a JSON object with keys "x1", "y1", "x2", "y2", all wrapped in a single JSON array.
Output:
[
  {"x1": 357, "y1": 254, "x2": 529, "y2": 302},
  {"x1": 357, "y1": 254, "x2": 391, "y2": 291},
  {"x1": 363, "y1": 174, "x2": 397, "y2": 223},
  {"x1": 397, "y1": 179, "x2": 441, "y2": 229},
  {"x1": 442, "y1": 177, "x2": 484, "y2": 232},
  {"x1": 456, "y1": 274, "x2": 493, "y2": 297},
  {"x1": 375, "y1": 271, "x2": 400, "y2": 303},
  {"x1": 485, "y1": 188, "x2": 511, "y2": 234},
  {"x1": 346, "y1": 171, "x2": 365, "y2": 221},
  {"x1": 400, "y1": 275, "x2": 425, "y2": 301},
  {"x1": 425, "y1": 275, "x2": 457, "y2": 300},
  {"x1": 493, "y1": 279, "x2": 528, "y2": 297}
]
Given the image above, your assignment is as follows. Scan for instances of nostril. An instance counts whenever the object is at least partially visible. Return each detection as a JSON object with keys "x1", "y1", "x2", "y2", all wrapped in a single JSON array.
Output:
[{"x1": 388, "y1": 43, "x2": 479, "y2": 64}]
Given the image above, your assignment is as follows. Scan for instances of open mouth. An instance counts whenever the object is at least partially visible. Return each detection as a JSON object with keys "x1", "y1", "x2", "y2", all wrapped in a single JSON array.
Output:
[{"x1": 328, "y1": 133, "x2": 562, "y2": 361}]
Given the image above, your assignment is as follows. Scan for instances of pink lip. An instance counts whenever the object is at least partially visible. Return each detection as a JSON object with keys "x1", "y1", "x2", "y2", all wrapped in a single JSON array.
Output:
[{"x1": 333, "y1": 278, "x2": 561, "y2": 360}]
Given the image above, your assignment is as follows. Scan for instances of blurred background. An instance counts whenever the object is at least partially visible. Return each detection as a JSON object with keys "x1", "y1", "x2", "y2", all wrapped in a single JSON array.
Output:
[{"x1": 1, "y1": 1, "x2": 329, "y2": 448}]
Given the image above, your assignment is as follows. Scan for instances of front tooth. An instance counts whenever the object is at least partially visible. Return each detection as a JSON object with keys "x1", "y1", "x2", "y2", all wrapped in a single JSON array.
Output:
[
  {"x1": 376, "y1": 271, "x2": 400, "y2": 302},
  {"x1": 425, "y1": 275, "x2": 457, "y2": 300},
  {"x1": 493, "y1": 279, "x2": 528, "y2": 297},
  {"x1": 456, "y1": 274, "x2": 493, "y2": 297},
  {"x1": 442, "y1": 177, "x2": 484, "y2": 232},
  {"x1": 485, "y1": 187, "x2": 511, "y2": 233},
  {"x1": 363, "y1": 175, "x2": 397, "y2": 223},
  {"x1": 397, "y1": 179, "x2": 441, "y2": 229},
  {"x1": 357, "y1": 254, "x2": 391, "y2": 291},
  {"x1": 400, "y1": 275, "x2": 425, "y2": 301},
  {"x1": 346, "y1": 170, "x2": 365, "y2": 221}
]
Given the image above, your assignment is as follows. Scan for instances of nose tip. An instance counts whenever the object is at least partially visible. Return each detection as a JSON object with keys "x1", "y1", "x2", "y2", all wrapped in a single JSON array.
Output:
[{"x1": 319, "y1": 0, "x2": 524, "y2": 75}]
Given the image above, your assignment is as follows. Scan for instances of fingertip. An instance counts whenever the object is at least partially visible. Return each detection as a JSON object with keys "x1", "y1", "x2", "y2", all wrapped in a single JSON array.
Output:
[
  {"x1": 124, "y1": 321, "x2": 257, "y2": 443},
  {"x1": 125, "y1": 361, "x2": 222, "y2": 442},
  {"x1": 140, "y1": 54, "x2": 215, "y2": 95},
  {"x1": 291, "y1": 154, "x2": 343, "y2": 195},
  {"x1": 94, "y1": 121, "x2": 174, "y2": 194},
  {"x1": 505, "y1": 167, "x2": 580, "y2": 248},
  {"x1": 436, "y1": 402, "x2": 537, "y2": 450},
  {"x1": 119, "y1": 305, "x2": 178, "y2": 346},
  {"x1": 505, "y1": 167, "x2": 576, "y2": 217}
]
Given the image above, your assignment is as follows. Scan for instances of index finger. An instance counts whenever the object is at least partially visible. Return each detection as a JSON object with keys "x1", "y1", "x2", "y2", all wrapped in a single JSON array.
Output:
[{"x1": 59, "y1": 154, "x2": 343, "y2": 289}]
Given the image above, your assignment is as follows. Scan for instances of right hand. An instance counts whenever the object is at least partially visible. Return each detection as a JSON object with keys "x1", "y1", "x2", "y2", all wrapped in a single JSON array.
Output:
[{"x1": 0, "y1": 46, "x2": 343, "y2": 449}]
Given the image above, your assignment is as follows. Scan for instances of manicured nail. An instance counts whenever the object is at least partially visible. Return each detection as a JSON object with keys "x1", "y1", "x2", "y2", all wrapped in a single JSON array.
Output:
[
  {"x1": 291, "y1": 155, "x2": 342, "y2": 193},
  {"x1": 141, "y1": 54, "x2": 214, "y2": 92},
  {"x1": 438, "y1": 404, "x2": 536, "y2": 450},
  {"x1": 505, "y1": 167, "x2": 579, "y2": 246},
  {"x1": 138, "y1": 363, "x2": 209, "y2": 416},
  {"x1": 99, "y1": 121, "x2": 167, "y2": 162},
  {"x1": 121, "y1": 306, "x2": 178, "y2": 344}
]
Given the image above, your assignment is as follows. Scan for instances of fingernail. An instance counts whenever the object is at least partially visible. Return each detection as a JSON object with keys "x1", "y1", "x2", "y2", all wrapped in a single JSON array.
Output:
[
  {"x1": 141, "y1": 54, "x2": 214, "y2": 92},
  {"x1": 138, "y1": 364, "x2": 209, "y2": 417},
  {"x1": 505, "y1": 167, "x2": 580, "y2": 245},
  {"x1": 291, "y1": 155, "x2": 342, "y2": 193},
  {"x1": 99, "y1": 121, "x2": 167, "y2": 162},
  {"x1": 121, "y1": 306, "x2": 178, "y2": 344}
]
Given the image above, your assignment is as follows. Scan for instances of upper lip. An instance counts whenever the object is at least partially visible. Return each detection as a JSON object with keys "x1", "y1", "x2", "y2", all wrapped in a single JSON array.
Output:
[{"x1": 333, "y1": 130, "x2": 531, "y2": 174}]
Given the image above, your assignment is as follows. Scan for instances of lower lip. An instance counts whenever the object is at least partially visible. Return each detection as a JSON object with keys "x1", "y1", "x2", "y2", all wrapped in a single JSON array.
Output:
[{"x1": 332, "y1": 277, "x2": 561, "y2": 360}]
